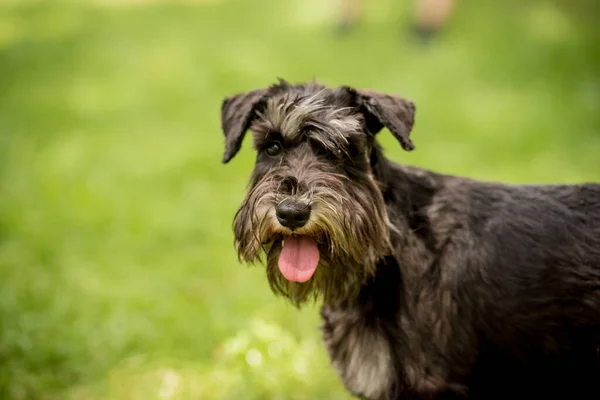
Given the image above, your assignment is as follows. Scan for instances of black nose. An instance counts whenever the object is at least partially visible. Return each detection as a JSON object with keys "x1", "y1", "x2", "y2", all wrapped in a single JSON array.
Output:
[{"x1": 276, "y1": 199, "x2": 311, "y2": 230}]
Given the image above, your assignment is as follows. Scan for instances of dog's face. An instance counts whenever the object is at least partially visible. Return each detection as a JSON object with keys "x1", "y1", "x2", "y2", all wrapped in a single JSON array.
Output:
[{"x1": 220, "y1": 79, "x2": 416, "y2": 306}]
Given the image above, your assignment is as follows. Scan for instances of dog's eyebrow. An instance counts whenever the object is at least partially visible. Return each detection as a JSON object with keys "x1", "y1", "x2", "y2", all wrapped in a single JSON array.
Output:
[
  {"x1": 306, "y1": 129, "x2": 347, "y2": 150},
  {"x1": 303, "y1": 116, "x2": 354, "y2": 149},
  {"x1": 253, "y1": 129, "x2": 283, "y2": 148}
]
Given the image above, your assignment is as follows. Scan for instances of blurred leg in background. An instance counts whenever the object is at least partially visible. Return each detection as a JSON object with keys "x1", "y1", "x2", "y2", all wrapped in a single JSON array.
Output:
[
  {"x1": 413, "y1": 0, "x2": 457, "y2": 42},
  {"x1": 337, "y1": 0, "x2": 365, "y2": 33},
  {"x1": 337, "y1": 0, "x2": 458, "y2": 43}
]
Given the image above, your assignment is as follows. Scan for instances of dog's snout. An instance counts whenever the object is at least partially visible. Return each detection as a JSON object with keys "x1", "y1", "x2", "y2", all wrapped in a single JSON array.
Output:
[
  {"x1": 279, "y1": 176, "x2": 299, "y2": 195},
  {"x1": 276, "y1": 199, "x2": 311, "y2": 230}
]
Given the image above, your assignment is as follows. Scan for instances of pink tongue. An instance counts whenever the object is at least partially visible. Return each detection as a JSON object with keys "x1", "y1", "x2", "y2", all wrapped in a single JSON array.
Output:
[{"x1": 278, "y1": 236, "x2": 320, "y2": 283}]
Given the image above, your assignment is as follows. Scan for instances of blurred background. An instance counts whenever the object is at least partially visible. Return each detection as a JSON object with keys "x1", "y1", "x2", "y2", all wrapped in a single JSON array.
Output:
[{"x1": 0, "y1": 0, "x2": 598, "y2": 398}]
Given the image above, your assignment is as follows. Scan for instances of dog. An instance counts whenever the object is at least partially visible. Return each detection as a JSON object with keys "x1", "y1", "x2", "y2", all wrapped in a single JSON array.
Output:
[{"x1": 220, "y1": 79, "x2": 600, "y2": 399}]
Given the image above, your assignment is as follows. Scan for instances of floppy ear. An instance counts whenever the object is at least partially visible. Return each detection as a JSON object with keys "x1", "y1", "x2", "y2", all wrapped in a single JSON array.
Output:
[
  {"x1": 220, "y1": 88, "x2": 269, "y2": 163},
  {"x1": 350, "y1": 88, "x2": 416, "y2": 151}
]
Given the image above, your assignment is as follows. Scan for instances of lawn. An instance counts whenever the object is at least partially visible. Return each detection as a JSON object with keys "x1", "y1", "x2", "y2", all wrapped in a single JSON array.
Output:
[{"x1": 0, "y1": 0, "x2": 598, "y2": 399}]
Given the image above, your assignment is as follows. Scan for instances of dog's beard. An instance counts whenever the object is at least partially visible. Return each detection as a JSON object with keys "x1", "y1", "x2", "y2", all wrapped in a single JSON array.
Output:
[{"x1": 233, "y1": 174, "x2": 394, "y2": 307}]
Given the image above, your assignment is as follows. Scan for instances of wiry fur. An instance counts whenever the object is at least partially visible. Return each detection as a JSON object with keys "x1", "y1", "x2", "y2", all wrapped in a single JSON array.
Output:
[{"x1": 220, "y1": 79, "x2": 600, "y2": 399}]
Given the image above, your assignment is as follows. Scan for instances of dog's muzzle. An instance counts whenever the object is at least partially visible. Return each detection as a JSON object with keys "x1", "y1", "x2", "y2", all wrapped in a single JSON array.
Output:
[{"x1": 273, "y1": 199, "x2": 320, "y2": 284}]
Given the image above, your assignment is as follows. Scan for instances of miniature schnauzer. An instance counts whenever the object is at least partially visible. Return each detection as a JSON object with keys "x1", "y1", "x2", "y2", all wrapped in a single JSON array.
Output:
[{"x1": 220, "y1": 79, "x2": 600, "y2": 399}]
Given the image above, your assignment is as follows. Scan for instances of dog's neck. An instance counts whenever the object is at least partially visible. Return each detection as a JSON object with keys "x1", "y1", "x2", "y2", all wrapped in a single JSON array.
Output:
[
  {"x1": 365, "y1": 143, "x2": 446, "y2": 304},
  {"x1": 370, "y1": 143, "x2": 443, "y2": 248}
]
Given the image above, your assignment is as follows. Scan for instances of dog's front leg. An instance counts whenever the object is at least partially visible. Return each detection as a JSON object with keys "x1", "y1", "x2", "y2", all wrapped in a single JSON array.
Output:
[{"x1": 398, "y1": 286, "x2": 475, "y2": 399}]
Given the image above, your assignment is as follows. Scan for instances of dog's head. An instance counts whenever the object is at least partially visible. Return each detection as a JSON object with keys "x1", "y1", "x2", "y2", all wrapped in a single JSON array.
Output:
[{"x1": 221, "y1": 79, "x2": 416, "y2": 306}]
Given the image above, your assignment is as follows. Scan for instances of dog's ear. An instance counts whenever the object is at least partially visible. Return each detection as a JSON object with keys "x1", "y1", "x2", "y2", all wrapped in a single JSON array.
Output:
[
  {"x1": 348, "y1": 87, "x2": 416, "y2": 151},
  {"x1": 221, "y1": 88, "x2": 269, "y2": 163}
]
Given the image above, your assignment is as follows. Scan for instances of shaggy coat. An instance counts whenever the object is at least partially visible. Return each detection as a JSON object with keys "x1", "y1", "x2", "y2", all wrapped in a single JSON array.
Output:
[{"x1": 220, "y1": 79, "x2": 600, "y2": 399}]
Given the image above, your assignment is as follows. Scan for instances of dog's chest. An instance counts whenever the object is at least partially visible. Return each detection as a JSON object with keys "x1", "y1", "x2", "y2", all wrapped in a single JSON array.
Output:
[{"x1": 321, "y1": 305, "x2": 395, "y2": 400}]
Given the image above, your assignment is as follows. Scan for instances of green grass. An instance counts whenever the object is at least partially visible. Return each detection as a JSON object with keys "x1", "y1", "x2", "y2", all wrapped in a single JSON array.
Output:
[{"x1": 0, "y1": 0, "x2": 599, "y2": 399}]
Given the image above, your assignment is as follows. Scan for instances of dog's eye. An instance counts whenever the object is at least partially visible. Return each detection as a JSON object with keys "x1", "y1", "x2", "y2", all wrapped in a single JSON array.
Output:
[
  {"x1": 265, "y1": 142, "x2": 282, "y2": 156},
  {"x1": 329, "y1": 145, "x2": 344, "y2": 159}
]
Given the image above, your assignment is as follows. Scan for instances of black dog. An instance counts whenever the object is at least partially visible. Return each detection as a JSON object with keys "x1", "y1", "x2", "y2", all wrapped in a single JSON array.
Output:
[{"x1": 220, "y1": 79, "x2": 600, "y2": 399}]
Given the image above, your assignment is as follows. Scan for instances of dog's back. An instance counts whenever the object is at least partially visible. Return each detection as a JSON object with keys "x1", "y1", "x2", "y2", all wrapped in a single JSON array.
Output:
[
  {"x1": 426, "y1": 172, "x2": 600, "y2": 397},
  {"x1": 385, "y1": 163, "x2": 600, "y2": 397},
  {"x1": 420, "y1": 168, "x2": 600, "y2": 325}
]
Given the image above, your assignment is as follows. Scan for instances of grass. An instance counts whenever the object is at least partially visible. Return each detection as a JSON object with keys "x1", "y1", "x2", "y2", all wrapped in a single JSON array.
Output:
[{"x1": 0, "y1": 0, "x2": 599, "y2": 399}]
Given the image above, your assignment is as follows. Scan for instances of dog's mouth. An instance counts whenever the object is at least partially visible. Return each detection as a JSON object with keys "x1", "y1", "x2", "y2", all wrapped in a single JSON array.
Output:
[{"x1": 278, "y1": 235, "x2": 320, "y2": 283}]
